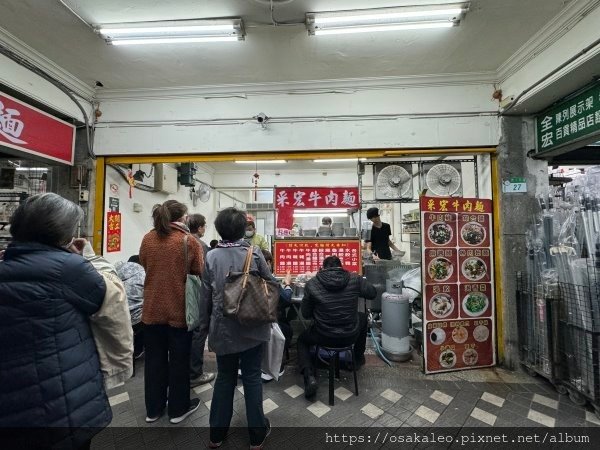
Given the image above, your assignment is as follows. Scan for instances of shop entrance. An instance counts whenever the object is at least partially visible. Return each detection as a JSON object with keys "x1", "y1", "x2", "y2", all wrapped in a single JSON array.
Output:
[{"x1": 94, "y1": 147, "x2": 501, "y2": 369}]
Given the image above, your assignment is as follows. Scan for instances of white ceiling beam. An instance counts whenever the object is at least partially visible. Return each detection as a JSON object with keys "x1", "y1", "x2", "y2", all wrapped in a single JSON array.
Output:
[{"x1": 0, "y1": 26, "x2": 96, "y2": 101}]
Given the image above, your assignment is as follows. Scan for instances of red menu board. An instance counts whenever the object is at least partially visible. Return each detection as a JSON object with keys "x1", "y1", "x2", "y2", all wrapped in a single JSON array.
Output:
[
  {"x1": 273, "y1": 239, "x2": 362, "y2": 276},
  {"x1": 420, "y1": 196, "x2": 496, "y2": 374}
]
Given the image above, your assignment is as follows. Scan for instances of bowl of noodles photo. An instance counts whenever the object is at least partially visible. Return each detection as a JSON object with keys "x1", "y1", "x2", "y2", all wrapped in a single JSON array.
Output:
[
  {"x1": 428, "y1": 257, "x2": 453, "y2": 282},
  {"x1": 461, "y1": 222, "x2": 486, "y2": 246},
  {"x1": 461, "y1": 257, "x2": 487, "y2": 281},
  {"x1": 428, "y1": 222, "x2": 453, "y2": 246}
]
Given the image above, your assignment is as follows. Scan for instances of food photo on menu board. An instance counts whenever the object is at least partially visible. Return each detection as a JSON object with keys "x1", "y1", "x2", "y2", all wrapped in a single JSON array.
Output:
[
  {"x1": 425, "y1": 284, "x2": 459, "y2": 321},
  {"x1": 425, "y1": 213, "x2": 457, "y2": 247},
  {"x1": 426, "y1": 318, "x2": 494, "y2": 371},
  {"x1": 460, "y1": 283, "x2": 492, "y2": 318},
  {"x1": 458, "y1": 214, "x2": 491, "y2": 247},
  {"x1": 458, "y1": 249, "x2": 491, "y2": 283},
  {"x1": 425, "y1": 248, "x2": 458, "y2": 284}
]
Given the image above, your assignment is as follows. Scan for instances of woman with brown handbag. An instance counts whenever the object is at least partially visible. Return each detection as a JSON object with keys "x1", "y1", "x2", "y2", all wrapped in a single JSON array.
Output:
[{"x1": 200, "y1": 207, "x2": 272, "y2": 449}]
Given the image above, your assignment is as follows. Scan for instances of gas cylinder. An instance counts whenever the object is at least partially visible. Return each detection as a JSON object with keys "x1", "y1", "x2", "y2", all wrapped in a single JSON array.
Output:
[{"x1": 381, "y1": 280, "x2": 412, "y2": 362}]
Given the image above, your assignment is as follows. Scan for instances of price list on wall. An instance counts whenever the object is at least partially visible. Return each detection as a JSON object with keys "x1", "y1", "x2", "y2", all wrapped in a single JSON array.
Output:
[
  {"x1": 420, "y1": 196, "x2": 496, "y2": 374},
  {"x1": 273, "y1": 240, "x2": 362, "y2": 276}
]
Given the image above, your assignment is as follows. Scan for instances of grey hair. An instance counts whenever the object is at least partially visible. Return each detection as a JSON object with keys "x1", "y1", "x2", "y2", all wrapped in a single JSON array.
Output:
[{"x1": 10, "y1": 193, "x2": 83, "y2": 247}]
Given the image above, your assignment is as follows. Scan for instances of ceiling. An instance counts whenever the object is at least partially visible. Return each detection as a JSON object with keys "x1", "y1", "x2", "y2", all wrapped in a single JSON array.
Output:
[{"x1": 0, "y1": 0, "x2": 571, "y2": 91}]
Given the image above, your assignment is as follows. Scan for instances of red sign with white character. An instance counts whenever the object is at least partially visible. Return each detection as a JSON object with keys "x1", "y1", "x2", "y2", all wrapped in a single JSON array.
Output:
[
  {"x1": 0, "y1": 91, "x2": 75, "y2": 165},
  {"x1": 273, "y1": 239, "x2": 362, "y2": 276},
  {"x1": 274, "y1": 186, "x2": 359, "y2": 234},
  {"x1": 420, "y1": 196, "x2": 496, "y2": 374}
]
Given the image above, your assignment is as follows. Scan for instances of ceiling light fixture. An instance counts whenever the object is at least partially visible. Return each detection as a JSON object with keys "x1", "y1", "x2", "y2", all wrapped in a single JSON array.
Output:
[
  {"x1": 306, "y1": 3, "x2": 468, "y2": 36},
  {"x1": 15, "y1": 167, "x2": 48, "y2": 171},
  {"x1": 235, "y1": 160, "x2": 287, "y2": 164},
  {"x1": 96, "y1": 19, "x2": 245, "y2": 45},
  {"x1": 314, "y1": 158, "x2": 359, "y2": 163}
]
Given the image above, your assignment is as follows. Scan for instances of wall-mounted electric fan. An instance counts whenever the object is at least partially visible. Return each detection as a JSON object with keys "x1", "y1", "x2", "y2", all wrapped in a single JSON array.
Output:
[
  {"x1": 190, "y1": 181, "x2": 212, "y2": 206},
  {"x1": 374, "y1": 164, "x2": 413, "y2": 200},
  {"x1": 423, "y1": 163, "x2": 462, "y2": 196}
]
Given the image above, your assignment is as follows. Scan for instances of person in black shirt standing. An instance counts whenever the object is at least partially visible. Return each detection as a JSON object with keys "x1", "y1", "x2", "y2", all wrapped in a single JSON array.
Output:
[{"x1": 365, "y1": 207, "x2": 401, "y2": 260}]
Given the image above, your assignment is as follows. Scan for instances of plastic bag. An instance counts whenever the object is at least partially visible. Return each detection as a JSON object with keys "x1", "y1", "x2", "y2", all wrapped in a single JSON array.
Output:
[{"x1": 261, "y1": 323, "x2": 285, "y2": 381}]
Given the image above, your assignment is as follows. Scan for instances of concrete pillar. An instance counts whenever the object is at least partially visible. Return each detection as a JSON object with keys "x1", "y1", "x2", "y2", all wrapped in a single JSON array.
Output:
[{"x1": 497, "y1": 116, "x2": 548, "y2": 369}]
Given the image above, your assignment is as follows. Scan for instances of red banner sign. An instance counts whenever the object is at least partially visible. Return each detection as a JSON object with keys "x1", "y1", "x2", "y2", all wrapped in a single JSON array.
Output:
[
  {"x1": 106, "y1": 212, "x2": 122, "y2": 253},
  {"x1": 0, "y1": 91, "x2": 75, "y2": 165},
  {"x1": 273, "y1": 239, "x2": 362, "y2": 276},
  {"x1": 420, "y1": 196, "x2": 496, "y2": 374},
  {"x1": 274, "y1": 186, "x2": 359, "y2": 232}
]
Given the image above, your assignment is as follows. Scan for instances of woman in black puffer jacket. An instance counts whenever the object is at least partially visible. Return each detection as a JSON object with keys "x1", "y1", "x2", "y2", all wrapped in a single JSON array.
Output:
[{"x1": 0, "y1": 193, "x2": 111, "y2": 450}]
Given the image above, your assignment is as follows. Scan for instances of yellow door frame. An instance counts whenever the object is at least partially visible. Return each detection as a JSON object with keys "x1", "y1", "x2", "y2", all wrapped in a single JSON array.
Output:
[{"x1": 93, "y1": 147, "x2": 503, "y2": 361}]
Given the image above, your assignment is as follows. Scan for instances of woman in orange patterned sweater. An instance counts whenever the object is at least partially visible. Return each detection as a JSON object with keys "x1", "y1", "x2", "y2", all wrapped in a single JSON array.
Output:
[{"x1": 139, "y1": 200, "x2": 204, "y2": 425}]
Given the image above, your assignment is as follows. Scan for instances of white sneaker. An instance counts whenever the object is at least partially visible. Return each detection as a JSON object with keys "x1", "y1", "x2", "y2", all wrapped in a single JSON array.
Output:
[
  {"x1": 278, "y1": 368, "x2": 285, "y2": 377},
  {"x1": 238, "y1": 369, "x2": 242, "y2": 377},
  {"x1": 261, "y1": 372, "x2": 274, "y2": 382},
  {"x1": 169, "y1": 398, "x2": 201, "y2": 424}
]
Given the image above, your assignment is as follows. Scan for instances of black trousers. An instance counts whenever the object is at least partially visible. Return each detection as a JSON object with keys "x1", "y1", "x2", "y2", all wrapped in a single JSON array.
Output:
[
  {"x1": 190, "y1": 326, "x2": 209, "y2": 378},
  {"x1": 278, "y1": 321, "x2": 293, "y2": 369},
  {"x1": 297, "y1": 312, "x2": 368, "y2": 375},
  {"x1": 144, "y1": 324, "x2": 192, "y2": 418}
]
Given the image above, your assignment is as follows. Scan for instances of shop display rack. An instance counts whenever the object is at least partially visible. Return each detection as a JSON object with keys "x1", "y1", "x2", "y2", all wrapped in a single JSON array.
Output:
[
  {"x1": 556, "y1": 280, "x2": 600, "y2": 414},
  {"x1": 516, "y1": 273, "x2": 561, "y2": 387},
  {"x1": 516, "y1": 270, "x2": 600, "y2": 418}
]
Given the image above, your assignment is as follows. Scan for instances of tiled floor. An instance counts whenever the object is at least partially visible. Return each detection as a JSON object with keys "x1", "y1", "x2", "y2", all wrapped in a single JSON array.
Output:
[{"x1": 94, "y1": 348, "x2": 600, "y2": 449}]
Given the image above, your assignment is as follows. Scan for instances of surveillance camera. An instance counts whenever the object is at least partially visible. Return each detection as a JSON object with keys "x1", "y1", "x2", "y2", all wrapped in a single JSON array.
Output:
[{"x1": 256, "y1": 113, "x2": 268, "y2": 123}]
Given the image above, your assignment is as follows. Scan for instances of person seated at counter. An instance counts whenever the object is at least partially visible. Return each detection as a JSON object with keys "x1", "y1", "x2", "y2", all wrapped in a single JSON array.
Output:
[
  {"x1": 244, "y1": 219, "x2": 269, "y2": 251},
  {"x1": 261, "y1": 249, "x2": 293, "y2": 381},
  {"x1": 365, "y1": 207, "x2": 401, "y2": 260},
  {"x1": 297, "y1": 255, "x2": 376, "y2": 398}
]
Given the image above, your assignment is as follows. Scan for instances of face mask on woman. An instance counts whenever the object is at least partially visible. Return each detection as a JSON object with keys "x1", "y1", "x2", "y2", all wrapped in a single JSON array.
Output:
[{"x1": 245, "y1": 230, "x2": 255, "y2": 238}]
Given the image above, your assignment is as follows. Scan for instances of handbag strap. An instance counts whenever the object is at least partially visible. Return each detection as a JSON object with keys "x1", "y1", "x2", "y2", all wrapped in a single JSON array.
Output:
[
  {"x1": 242, "y1": 245, "x2": 254, "y2": 274},
  {"x1": 183, "y1": 235, "x2": 190, "y2": 274}
]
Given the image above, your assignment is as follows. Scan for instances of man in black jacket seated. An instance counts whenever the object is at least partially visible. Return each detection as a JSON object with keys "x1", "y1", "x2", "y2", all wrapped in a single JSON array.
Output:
[{"x1": 297, "y1": 256, "x2": 377, "y2": 398}]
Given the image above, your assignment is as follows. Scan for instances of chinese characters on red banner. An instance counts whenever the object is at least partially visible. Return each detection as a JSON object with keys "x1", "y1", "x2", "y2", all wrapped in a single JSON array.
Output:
[
  {"x1": 106, "y1": 212, "x2": 121, "y2": 253},
  {"x1": 273, "y1": 240, "x2": 362, "y2": 276},
  {"x1": 420, "y1": 196, "x2": 496, "y2": 374},
  {"x1": 0, "y1": 91, "x2": 75, "y2": 165},
  {"x1": 274, "y1": 186, "x2": 359, "y2": 234}
]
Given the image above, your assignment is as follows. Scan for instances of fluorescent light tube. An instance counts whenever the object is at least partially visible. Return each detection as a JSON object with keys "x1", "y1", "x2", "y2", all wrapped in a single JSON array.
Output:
[
  {"x1": 97, "y1": 18, "x2": 244, "y2": 45},
  {"x1": 307, "y1": 3, "x2": 468, "y2": 36},
  {"x1": 99, "y1": 25, "x2": 235, "y2": 35},
  {"x1": 313, "y1": 158, "x2": 359, "y2": 163},
  {"x1": 295, "y1": 209, "x2": 349, "y2": 214},
  {"x1": 111, "y1": 36, "x2": 238, "y2": 45},
  {"x1": 315, "y1": 21, "x2": 454, "y2": 35},
  {"x1": 294, "y1": 213, "x2": 348, "y2": 218},
  {"x1": 235, "y1": 160, "x2": 287, "y2": 164},
  {"x1": 16, "y1": 167, "x2": 48, "y2": 171},
  {"x1": 314, "y1": 9, "x2": 464, "y2": 25}
]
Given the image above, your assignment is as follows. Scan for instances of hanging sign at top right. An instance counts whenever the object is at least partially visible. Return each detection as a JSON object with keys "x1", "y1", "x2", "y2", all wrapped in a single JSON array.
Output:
[{"x1": 536, "y1": 83, "x2": 600, "y2": 154}]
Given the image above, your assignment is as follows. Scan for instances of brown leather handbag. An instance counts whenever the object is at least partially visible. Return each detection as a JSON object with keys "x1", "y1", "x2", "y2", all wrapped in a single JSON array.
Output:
[{"x1": 223, "y1": 246, "x2": 279, "y2": 326}]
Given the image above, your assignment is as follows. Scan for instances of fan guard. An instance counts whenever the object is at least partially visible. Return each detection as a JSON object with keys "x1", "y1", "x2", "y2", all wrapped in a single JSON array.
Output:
[
  {"x1": 190, "y1": 182, "x2": 211, "y2": 206},
  {"x1": 425, "y1": 163, "x2": 461, "y2": 196},
  {"x1": 375, "y1": 165, "x2": 412, "y2": 199}
]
